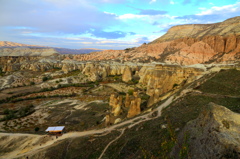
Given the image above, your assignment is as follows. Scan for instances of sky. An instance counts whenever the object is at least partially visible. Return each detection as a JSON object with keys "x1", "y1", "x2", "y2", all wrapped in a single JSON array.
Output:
[{"x1": 0, "y1": 0, "x2": 240, "y2": 49}]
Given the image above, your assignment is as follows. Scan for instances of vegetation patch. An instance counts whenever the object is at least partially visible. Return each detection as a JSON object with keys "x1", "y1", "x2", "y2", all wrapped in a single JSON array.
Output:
[
  {"x1": 0, "y1": 105, "x2": 35, "y2": 121},
  {"x1": 198, "y1": 69, "x2": 240, "y2": 96}
]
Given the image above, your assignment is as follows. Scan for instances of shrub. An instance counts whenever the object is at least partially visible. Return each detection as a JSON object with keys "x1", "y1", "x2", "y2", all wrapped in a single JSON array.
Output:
[
  {"x1": 141, "y1": 94, "x2": 150, "y2": 100},
  {"x1": 128, "y1": 89, "x2": 134, "y2": 95},
  {"x1": 35, "y1": 127, "x2": 40, "y2": 132},
  {"x1": 119, "y1": 92, "x2": 126, "y2": 95},
  {"x1": 42, "y1": 76, "x2": 49, "y2": 82},
  {"x1": 173, "y1": 83, "x2": 179, "y2": 88},
  {"x1": 3, "y1": 109, "x2": 10, "y2": 115}
]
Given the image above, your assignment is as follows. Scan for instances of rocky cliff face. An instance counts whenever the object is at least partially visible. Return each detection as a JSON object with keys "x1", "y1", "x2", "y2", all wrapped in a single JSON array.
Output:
[
  {"x1": 153, "y1": 16, "x2": 240, "y2": 43},
  {"x1": 171, "y1": 103, "x2": 240, "y2": 159},
  {"x1": 128, "y1": 34, "x2": 240, "y2": 65}
]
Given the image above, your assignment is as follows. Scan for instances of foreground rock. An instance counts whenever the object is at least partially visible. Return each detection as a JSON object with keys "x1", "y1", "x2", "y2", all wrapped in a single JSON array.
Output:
[{"x1": 171, "y1": 103, "x2": 240, "y2": 159}]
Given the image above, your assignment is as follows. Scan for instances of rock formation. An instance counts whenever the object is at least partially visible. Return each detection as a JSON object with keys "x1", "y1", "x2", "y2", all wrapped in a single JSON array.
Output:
[
  {"x1": 139, "y1": 64, "x2": 203, "y2": 106},
  {"x1": 109, "y1": 91, "x2": 142, "y2": 119},
  {"x1": 105, "y1": 114, "x2": 111, "y2": 126},
  {"x1": 127, "y1": 91, "x2": 141, "y2": 118},
  {"x1": 171, "y1": 103, "x2": 240, "y2": 159},
  {"x1": 122, "y1": 66, "x2": 132, "y2": 82},
  {"x1": 125, "y1": 93, "x2": 131, "y2": 108},
  {"x1": 109, "y1": 93, "x2": 123, "y2": 116}
]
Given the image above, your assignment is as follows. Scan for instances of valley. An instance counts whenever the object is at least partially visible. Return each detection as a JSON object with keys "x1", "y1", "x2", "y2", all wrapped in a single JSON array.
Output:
[{"x1": 0, "y1": 16, "x2": 240, "y2": 159}]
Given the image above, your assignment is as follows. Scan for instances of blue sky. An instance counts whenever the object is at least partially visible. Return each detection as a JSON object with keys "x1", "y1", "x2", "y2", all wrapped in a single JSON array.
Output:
[{"x1": 0, "y1": 0, "x2": 239, "y2": 49}]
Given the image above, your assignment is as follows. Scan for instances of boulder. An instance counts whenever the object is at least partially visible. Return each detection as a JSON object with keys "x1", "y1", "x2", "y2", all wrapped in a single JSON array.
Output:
[{"x1": 171, "y1": 103, "x2": 240, "y2": 159}]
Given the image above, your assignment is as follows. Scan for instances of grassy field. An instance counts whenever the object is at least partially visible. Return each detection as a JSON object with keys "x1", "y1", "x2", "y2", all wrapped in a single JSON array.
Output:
[{"x1": 198, "y1": 69, "x2": 240, "y2": 96}]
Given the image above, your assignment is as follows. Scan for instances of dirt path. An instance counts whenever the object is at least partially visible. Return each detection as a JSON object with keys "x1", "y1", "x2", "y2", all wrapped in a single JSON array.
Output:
[{"x1": 98, "y1": 129, "x2": 126, "y2": 159}]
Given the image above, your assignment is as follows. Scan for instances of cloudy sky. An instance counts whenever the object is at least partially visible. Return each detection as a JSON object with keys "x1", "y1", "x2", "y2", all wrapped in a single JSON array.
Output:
[{"x1": 0, "y1": 0, "x2": 239, "y2": 49}]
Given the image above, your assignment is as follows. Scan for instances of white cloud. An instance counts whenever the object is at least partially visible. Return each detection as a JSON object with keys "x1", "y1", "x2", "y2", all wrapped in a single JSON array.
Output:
[
  {"x1": 103, "y1": 11, "x2": 117, "y2": 16},
  {"x1": 96, "y1": 40, "x2": 131, "y2": 44},
  {"x1": 150, "y1": 0, "x2": 156, "y2": 4},
  {"x1": 65, "y1": 37, "x2": 84, "y2": 40},
  {"x1": 118, "y1": 13, "x2": 176, "y2": 20},
  {"x1": 170, "y1": 1, "x2": 175, "y2": 5},
  {"x1": 118, "y1": 14, "x2": 148, "y2": 19},
  {"x1": 197, "y1": 2, "x2": 240, "y2": 15},
  {"x1": 79, "y1": 42, "x2": 94, "y2": 44}
]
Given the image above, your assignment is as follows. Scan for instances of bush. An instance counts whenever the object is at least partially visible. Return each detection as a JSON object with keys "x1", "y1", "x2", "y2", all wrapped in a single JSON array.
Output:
[
  {"x1": 42, "y1": 76, "x2": 49, "y2": 82},
  {"x1": 141, "y1": 94, "x2": 150, "y2": 100},
  {"x1": 128, "y1": 89, "x2": 134, "y2": 95},
  {"x1": 0, "y1": 67, "x2": 4, "y2": 76},
  {"x1": 173, "y1": 83, "x2": 178, "y2": 88},
  {"x1": 119, "y1": 92, "x2": 126, "y2": 95},
  {"x1": 3, "y1": 109, "x2": 9, "y2": 114},
  {"x1": 35, "y1": 127, "x2": 40, "y2": 132}
]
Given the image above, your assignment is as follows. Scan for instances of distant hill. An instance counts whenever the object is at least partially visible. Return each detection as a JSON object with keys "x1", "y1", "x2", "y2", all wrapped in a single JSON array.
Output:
[
  {"x1": 0, "y1": 48, "x2": 59, "y2": 56},
  {"x1": 55, "y1": 48, "x2": 104, "y2": 54},
  {"x1": 0, "y1": 41, "x2": 44, "y2": 48},
  {"x1": 0, "y1": 41, "x2": 104, "y2": 56}
]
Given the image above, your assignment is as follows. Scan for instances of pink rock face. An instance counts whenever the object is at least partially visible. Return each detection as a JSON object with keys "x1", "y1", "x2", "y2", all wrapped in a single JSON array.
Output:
[{"x1": 65, "y1": 34, "x2": 239, "y2": 65}]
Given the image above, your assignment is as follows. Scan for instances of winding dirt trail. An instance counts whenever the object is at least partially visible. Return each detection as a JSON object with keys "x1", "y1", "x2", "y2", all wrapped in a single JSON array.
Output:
[{"x1": 98, "y1": 129, "x2": 126, "y2": 159}]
